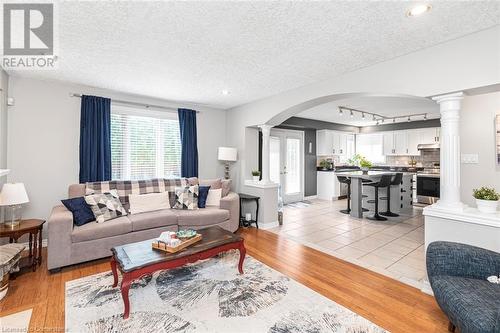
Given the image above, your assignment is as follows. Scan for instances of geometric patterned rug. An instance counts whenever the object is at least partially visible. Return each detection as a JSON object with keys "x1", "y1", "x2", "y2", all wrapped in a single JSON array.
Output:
[{"x1": 65, "y1": 251, "x2": 387, "y2": 333}]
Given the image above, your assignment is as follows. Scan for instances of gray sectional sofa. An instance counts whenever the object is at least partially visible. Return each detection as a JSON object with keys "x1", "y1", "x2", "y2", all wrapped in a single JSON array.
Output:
[
  {"x1": 427, "y1": 241, "x2": 500, "y2": 333},
  {"x1": 47, "y1": 178, "x2": 239, "y2": 271}
]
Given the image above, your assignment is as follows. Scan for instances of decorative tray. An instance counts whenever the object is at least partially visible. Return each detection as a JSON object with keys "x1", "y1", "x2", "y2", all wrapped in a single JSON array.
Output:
[{"x1": 152, "y1": 231, "x2": 202, "y2": 253}]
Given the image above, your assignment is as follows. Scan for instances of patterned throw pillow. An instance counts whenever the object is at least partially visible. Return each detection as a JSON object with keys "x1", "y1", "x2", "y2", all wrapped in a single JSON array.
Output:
[
  {"x1": 174, "y1": 185, "x2": 199, "y2": 210},
  {"x1": 84, "y1": 190, "x2": 127, "y2": 223}
]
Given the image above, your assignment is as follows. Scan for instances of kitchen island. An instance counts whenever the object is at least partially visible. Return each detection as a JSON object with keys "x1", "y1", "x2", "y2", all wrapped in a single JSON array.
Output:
[{"x1": 334, "y1": 171, "x2": 414, "y2": 218}]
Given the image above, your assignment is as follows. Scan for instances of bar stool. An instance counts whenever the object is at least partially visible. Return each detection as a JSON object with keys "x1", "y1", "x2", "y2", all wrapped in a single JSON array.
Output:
[
  {"x1": 363, "y1": 175, "x2": 393, "y2": 221},
  {"x1": 380, "y1": 173, "x2": 403, "y2": 217},
  {"x1": 336, "y1": 176, "x2": 351, "y2": 214}
]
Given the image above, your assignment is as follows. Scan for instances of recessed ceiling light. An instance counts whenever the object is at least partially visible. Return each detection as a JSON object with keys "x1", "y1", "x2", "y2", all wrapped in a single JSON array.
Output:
[
  {"x1": 221, "y1": 89, "x2": 230, "y2": 95},
  {"x1": 407, "y1": 4, "x2": 431, "y2": 17}
]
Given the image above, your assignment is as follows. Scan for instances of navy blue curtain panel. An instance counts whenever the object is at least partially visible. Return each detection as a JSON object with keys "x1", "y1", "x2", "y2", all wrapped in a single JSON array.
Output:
[
  {"x1": 178, "y1": 108, "x2": 199, "y2": 178},
  {"x1": 79, "y1": 95, "x2": 112, "y2": 183}
]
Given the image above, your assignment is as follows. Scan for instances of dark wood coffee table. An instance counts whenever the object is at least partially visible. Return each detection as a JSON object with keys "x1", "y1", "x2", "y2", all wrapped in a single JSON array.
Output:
[{"x1": 110, "y1": 226, "x2": 245, "y2": 319}]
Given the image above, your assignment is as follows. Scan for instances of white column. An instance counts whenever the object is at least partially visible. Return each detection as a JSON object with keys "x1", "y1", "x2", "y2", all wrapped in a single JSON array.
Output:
[
  {"x1": 432, "y1": 92, "x2": 464, "y2": 211},
  {"x1": 259, "y1": 124, "x2": 273, "y2": 184}
]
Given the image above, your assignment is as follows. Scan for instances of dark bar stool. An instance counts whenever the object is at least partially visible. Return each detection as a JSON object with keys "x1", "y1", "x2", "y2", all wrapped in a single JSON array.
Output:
[
  {"x1": 363, "y1": 175, "x2": 393, "y2": 221},
  {"x1": 380, "y1": 173, "x2": 403, "y2": 217},
  {"x1": 336, "y1": 176, "x2": 351, "y2": 214}
]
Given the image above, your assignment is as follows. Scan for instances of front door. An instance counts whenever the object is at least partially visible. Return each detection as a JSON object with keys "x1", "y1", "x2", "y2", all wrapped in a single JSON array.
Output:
[{"x1": 270, "y1": 129, "x2": 304, "y2": 203}]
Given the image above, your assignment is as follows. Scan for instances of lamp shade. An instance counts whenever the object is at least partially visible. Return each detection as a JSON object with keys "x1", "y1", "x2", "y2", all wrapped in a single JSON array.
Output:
[
  {"x1": 218, "y1": 147, "x2": 237, "y2": 162},
  {"x1": 0, "y1": 183, "x2": 29, "y2": 206}
]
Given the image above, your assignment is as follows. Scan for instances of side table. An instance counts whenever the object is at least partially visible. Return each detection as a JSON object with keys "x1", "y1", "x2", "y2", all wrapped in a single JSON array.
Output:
[
  {"x1": 238, "y1": 193, "x2": 259, "y2": 229},
  {"x1": 0, "y1": 219, "x2": 45, "y2": 272}
]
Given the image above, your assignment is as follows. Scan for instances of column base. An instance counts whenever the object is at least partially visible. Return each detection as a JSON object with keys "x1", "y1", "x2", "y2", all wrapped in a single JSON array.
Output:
[{"x1": 431, "y1": 200, "x2": 467, "y2": 212}]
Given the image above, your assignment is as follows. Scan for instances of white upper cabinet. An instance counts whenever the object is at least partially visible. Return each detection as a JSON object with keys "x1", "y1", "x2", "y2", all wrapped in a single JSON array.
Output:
[
  {"x1": 383, "y1": 129, "x2": 433, "y2": 156},
  {"x1": 316, "y1": 130, "x2": 352, "y2": 156},
  {"x1": 420, "y1": 127, "x2": 440, "y2": 144},
  {"x1": 406, "y1": 129, "x2": 422, "y2": 156},
  {"x1": 394, "y1": 131, "x2": 408, "y2": 155},
  {"x1": 383, "y1": 132, "x2": 396, "y2": 155},
  {"x1": 317, "y1": 129, "x2": 333, "y2": 156},
  {"x1": 336, "y1": 132, "x2": 348, "y2": 155}
]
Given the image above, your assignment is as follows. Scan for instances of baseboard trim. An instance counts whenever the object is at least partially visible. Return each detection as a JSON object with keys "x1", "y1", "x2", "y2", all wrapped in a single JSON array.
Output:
[{"x1": 257, "y1": 221, "x2": 279, "y2": 230}]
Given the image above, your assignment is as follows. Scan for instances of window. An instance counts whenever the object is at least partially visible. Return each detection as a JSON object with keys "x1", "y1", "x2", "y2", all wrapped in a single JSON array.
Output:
[
  {"x1": 111, "y1": 106, "x2": 181, "y2": 180},
  {"x1": 356, "y1": 133, "x2": 386, "y2": 164}
]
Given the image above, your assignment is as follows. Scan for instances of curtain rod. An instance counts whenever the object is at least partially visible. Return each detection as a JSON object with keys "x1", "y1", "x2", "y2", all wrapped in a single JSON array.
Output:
[{"x1": 69, "y1": 93, "x2": 200, "y2": 114}]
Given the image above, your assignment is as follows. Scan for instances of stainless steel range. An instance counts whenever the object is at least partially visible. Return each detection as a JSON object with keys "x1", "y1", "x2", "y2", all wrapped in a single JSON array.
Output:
[{"x1": 416, "y1": 168, "x2": 440, "y2": 204}]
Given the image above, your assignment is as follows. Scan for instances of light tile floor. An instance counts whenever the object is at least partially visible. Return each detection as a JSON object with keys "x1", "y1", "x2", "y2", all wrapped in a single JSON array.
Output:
[{"x1": 269, "y1": 198, "x2": 427, "y2": 290}]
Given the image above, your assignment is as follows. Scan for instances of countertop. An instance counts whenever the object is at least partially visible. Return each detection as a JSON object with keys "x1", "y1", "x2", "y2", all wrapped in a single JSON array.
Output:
[{"x1": 317, "y1": 165, "x2": 423, "y2": 172}]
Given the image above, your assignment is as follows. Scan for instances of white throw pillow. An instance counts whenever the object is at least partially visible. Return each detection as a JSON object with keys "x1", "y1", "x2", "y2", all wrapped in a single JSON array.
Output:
[
  {"x1": 205, "y1": 188, "x2": 222, "y2": 207},
  {"x1": 128, "y1": 192, "x2": 170, "y2": 214}
]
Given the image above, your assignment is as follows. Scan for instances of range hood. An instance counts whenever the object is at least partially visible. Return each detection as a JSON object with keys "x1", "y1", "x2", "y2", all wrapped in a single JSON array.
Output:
[{"x1": 417, "y1": 143, "x2": 440, "y2": 151}]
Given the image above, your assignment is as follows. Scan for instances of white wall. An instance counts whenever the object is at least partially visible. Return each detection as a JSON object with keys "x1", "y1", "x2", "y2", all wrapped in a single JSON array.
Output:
[
  {"x1": 7, "y1": 76, "x2": 227, "y2": 222},
  {"x1": 226, "y1": 26, "x2": 500, "y2": 191},
  {"x1": 460, "y1": 91, "x2": 500, "y2": 206}
]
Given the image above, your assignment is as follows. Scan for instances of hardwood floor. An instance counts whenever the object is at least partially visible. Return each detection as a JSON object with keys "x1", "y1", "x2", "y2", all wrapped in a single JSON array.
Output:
[{"x1": 0, "y1": 228, "x2": 448, "y2": 332}]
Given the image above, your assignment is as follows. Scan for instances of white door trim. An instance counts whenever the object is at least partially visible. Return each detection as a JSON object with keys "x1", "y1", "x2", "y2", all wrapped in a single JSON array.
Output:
[{"x1": 270, "y1": 128, "x2": 305, "y2": 203}]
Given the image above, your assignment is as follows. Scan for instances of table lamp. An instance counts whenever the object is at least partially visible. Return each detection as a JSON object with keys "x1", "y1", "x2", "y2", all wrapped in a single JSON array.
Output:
[
  {"x1": 218, "y1": 147, "x2": 237, "y2": 179},
  {"x1": 0, "y1": 183, "x2": 29, "y2": 228}
]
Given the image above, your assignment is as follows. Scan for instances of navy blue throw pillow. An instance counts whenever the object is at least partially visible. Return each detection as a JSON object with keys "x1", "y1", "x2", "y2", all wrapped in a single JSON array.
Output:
[
  {"x1": 198, "y1": 186, "x2": 211, "y2": 208},
  {"x1": 61, "y1": 197, "x2": 95, "y2": 226}
]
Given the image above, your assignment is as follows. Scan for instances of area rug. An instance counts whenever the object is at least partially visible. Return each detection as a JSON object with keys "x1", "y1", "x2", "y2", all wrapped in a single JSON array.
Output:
[
  {"x1": 65, "y1": 251, "x2": 387, "y2": 333},
  {"x1": 0, "y1": 308, "x2": 32, "y2": 333}
]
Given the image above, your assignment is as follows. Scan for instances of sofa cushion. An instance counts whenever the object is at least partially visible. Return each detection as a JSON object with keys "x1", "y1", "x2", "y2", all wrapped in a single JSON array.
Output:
[
  {"x1": 84, "y1": 190, "x2": 127, "y2": 223},
  {"x1": 128, "y1": 209, "x2": 178, "y2": 232},
  {"x1": 175, "y1": 207, "x2": 229, "y2": 226},
  {"x1": 61, "y1": 197, "x2": 95, "y2": 226},
  {"x1": 198, "y1": 186, "x2": 211, "y2": 208},
  {"x1": 71, "y1": 216, "x2": 132, "y2": 243},
  {"x1": 432, "y1": 276, "x2": 500, "y2": 333},
  {"x1": 200, "y1": 178, "x2": 222, "y2": 189},
  {"x1": 173, "y1": 185, "x2": 199, "y2": 210}
]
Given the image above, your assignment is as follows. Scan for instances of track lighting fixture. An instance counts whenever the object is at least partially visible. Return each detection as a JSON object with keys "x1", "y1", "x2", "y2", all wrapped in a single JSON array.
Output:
[{"x1": 336, "y1": 106, "x2": 432, "y2": 124}]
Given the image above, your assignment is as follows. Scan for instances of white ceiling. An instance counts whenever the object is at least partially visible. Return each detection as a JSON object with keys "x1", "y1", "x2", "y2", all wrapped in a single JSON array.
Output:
[
  {"x1": 297, "y1": 95, "x2": 439, "y2": 126},
  {"x1": 6, "y1": 1, "x2": 500, "y2": 109}
]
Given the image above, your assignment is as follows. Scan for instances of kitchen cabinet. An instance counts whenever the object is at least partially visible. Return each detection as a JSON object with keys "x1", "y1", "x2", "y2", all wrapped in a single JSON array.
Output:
[
  {"x1": 406, "y1": 129, "x2": 422, "y2": 156},
  {"x1": 384, "y1": 130, "x2": 423, "y2": 156},
  {"x1": 317, "y1": 130, "x2": 333, "y2": 156},
  {"x1": 394, "y1": 131, "x2": 408, "y2": 155},
  {"x1": 317, "y1": 171, "x2": 343, "y2": 200},
  {"x1": 317, "y1": 130, "x2": 352, "y2": 156},
  {"x1": 421, "y1": 127, "x2": 440, "y2": 144},
  {"x1": 383, "y1": 132, "x2": 396, "y2": 155}
]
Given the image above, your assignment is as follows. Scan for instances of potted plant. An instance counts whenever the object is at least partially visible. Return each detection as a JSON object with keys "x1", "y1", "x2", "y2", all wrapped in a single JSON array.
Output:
[
  {"x1": 473, "y1": 187, "x2": 499, "y2": 213},
  {"x1": 251, "y1": 170, "x2": 261, "y2": 182},
  {"x1": 348, "y1": 154, "x2": 372, "y2": 173},
  {"x1": 319, "y1": 159, "x2": 329, "y2": 170},
  {"x1": 359, "y1": 158, "x2": 373, "y2": 173}
]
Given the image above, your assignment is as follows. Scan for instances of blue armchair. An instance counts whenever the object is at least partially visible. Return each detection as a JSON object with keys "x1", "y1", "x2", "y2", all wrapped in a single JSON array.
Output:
[{"x1": 426, "y1": 241, "x2": 500, "y2": 333}]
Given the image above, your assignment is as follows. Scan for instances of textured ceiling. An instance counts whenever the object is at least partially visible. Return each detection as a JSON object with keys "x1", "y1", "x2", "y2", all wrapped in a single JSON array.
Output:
[
  {"x1": 6, "y1": 1, "x2": 500, "y2": 109},
  {"x1": 297, "y1": 96, "x2": 439, "y2": 126}
]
